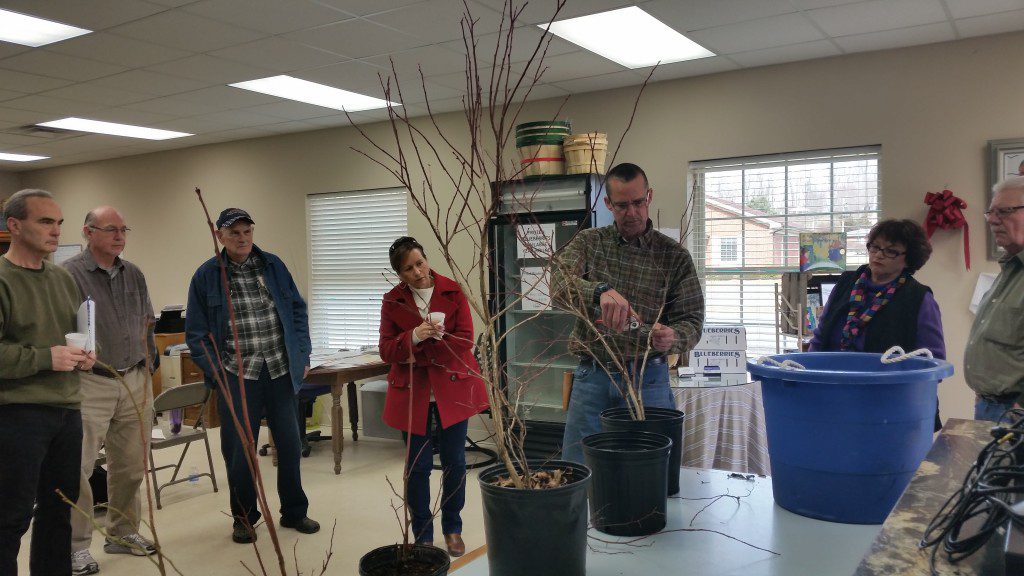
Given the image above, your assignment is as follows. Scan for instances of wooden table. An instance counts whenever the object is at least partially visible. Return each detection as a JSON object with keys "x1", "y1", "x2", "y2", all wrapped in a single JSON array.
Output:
[{"x1": 306, "y1": 358, "x2": 390, "y2": 474}]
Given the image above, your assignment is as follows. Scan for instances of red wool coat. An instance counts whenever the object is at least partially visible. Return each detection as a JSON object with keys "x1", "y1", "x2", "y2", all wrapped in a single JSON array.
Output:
[{"x1": 378, "y1": 272, "x2": 489, "y2": 436}]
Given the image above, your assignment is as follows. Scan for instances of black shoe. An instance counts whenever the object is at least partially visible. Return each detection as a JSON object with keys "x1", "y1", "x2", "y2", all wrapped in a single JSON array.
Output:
[
  {"x1": 232, "y1": 523, "x2": 257, "y2": 544},
  {"x1": 280, "y1": 516, "x2": 320, "y2": 534}
]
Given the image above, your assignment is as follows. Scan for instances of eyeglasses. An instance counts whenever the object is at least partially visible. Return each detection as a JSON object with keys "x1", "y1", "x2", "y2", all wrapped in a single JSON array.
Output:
[
  {"x1": 389, "y1": 236, "x2": 421, "y2": 254},
  {"x1": 609, "y1": 193, "x2": 651, "y2": 213},
  {"x1": 866, "y1": 243, "x2": 905, "y2": 259},
  {"x1": 984, "y1": 205, "x2": 1024, "y2": 218},
  {"x1": 88, "y1": 225, "x2": 131, "y2": 235}
]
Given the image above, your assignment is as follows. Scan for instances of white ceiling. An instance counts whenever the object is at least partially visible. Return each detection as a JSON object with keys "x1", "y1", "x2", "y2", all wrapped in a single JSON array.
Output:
[{"x1": 0, "y1": 0, "x2": 1020, "y2": 170}]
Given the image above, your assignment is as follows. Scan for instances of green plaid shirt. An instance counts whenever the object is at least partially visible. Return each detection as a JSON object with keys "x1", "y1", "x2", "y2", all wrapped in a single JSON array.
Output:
[
  {"x1": 222, "y1": 253, "x2": 289, "y2": 381},
  {"x1": 551, "y1": 221, "x2": 705, "y2": 364}
]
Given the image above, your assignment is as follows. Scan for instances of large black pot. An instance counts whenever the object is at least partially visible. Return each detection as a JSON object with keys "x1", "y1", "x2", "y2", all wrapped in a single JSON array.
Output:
[
  {"x1": 478, "y1": 459, "x2": 591, "y2": 576},
  {"x1": 358, "y1": 543, "x2": 450, "y2": 576},
  {"x1": 582, "y1": 430, "x2": 672, "y2": 536},
  {"x1": 601, "y1": 406, "x2": 685, "y2": 495}
]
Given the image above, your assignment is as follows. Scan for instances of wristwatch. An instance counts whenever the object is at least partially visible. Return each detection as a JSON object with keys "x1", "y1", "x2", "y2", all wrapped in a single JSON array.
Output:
[{"x1": 593, "y1": 283, "x2": 612, "y2": 307}]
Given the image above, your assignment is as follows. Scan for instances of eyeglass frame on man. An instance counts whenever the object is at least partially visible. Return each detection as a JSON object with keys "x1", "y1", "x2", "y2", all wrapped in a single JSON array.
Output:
[
  {"x1": 983, "y1": 205, "x2": 1024, "y2": 219},
  {"x1": 866, "y1": 242, "x2": 905, "y2": 259},
  {"x1": 608, "y1": 190, "x2": 652, "y2": 213},
  {"x1": 87, "y1": 225, "x2": 131, "y2": 235}
]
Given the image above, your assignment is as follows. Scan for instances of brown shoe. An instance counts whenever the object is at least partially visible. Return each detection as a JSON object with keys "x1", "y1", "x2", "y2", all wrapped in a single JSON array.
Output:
[{"x1": 444, "y1": 533, "x2": 465, "y2": 557}]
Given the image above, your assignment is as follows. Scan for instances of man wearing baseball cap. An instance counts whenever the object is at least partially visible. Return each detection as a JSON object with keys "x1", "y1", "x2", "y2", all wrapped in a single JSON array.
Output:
[{"x1": 185, "y1": 208, "x2": 318, "y2": 544}]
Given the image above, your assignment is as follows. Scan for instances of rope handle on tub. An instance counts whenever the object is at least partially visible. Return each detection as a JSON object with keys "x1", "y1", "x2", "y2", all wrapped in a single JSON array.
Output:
[
  {"x1": 879, "y1": 346, "x2": 933, "y2": 364},
  {"x1": 755, "y1": 356, "x2": 806, "y2": 370}
]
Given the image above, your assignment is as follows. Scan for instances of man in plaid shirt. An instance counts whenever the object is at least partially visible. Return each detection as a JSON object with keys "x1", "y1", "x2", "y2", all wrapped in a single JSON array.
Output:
[
  {"x1": 552, "y1": 163, "x2": 705, "y2": 464},
  {"x1": 186, "y1": 208, "x2": 318, "y2": 544}
]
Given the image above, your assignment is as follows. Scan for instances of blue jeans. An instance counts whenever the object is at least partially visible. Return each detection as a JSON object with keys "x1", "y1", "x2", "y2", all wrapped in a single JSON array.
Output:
[
  {"x1": 403, "y1": 403, "x2": 468, "y2": 543},
  {"x1": 0, "y1": 404, "x2": 82, "y2": 576},
  {"x1": 974, "y1": 396, "x2": 1017, "y2": 423},
  {"x1": 561, "y1": 357, "x2": 673, "y2": 464},
  {"x1": 218, "y1": 364, "x2": 309, "y2": 527}
]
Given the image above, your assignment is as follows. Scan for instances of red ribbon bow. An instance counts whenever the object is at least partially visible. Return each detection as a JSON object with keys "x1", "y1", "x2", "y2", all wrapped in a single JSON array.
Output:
[{"x1": 924, "y1": 189, "x2": 969, "y2": 270}]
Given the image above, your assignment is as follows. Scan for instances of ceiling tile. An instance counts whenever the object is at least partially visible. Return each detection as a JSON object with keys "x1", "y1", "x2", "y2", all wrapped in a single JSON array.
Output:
[
  {"x1": 0, "y1": 131, "x2": 58, "y2": 147},
  {"x1": 89, "y1": 70, "x2": 213, "y2": 97},
  {"x1": 644, "y1": 0, "x2": 797, "y2": 32},
  {"x1": 87, "y1": 107, "x2": 180, "y2": 126},
  {"x1": 284, "y1": 18, "x2": 424, "y2": 59},
  {"x1": 0, "y1": 108, "x2": 55, "y2": 128},
  {"x1": 535, "y1": 51, "x2": 624, "y2": 82},
  {"x1": 150, "y1": 116, "x2": 239, "y2": 134},
  {"x1": 945, "y1": 0, "x2": 1024, "y2": 19},
  {"x1": 688, "y1": 13, "x2": 825, "y2": 54},
  {"x1": 186, "y1": 109, "x2": 291, "y2": 129},
  {"x1": 0, "y1": 44, "x2": 31, "y2": 60},
  {"x1": 311, "y1": 0, "x2": 424, "y2": 17},
  {"x1": 185, "y1": 0, "x2": 353, "y2": 34},
  {"x1": 298, "y1": 60, "x2": 398, "y2": 101},
  {"x1": 789, "y1": 0, "x2": 865, "y2": 8},
  {"x1": 46, "y1": 32, "x2": 193, "y2": 69},
  {"x1": 243, "y1": 101, "x2": 344, "y2": 120},
  {"x1": 956, "y1": 9, "x2": 1024, "y2": 37},
  {"x1": 367, "y1": 0, "x2": 503, "y2": 44},
  {"x1": 14, "y1": 134, "x2": 138, "y2": 155},
  {"x1": 173, "y1": 85, "x2": 283, "y2": 108},
  {"x1": 643, "y1": 55, "x2": 741, "y2": 80},
  {"x1": 123, "y1": 95, "x2": 232, "y2": 117},
  {"x1": 0, "y1": 70, "x2": 73, "y2": 93},
  {"x1": 439, "y1": 26, "x2": 580, "y2": 67},
  {"x1": 211, "y1": 37, "x2": 347, "y2": 73},
  {"x1": 474, "y1": 0, "x2": 636, "y2": 25},
  {"x1": 834, "y1": 21, "x2": 956, "y2": 52},
  {"x1": 3, "y1": 94, "x2": 106, "y2": 116},
  {"x1": 366, "y1": 44, "x2": 470, "y2": 80},
  {"x1": 0, "y1": 51, "x2": 127, "y2": 82},
  {"x1": 110, "y1": 10, "x2": 266, "y2": 52},
  {"x1": 807, "y1": 0, "x2": 948, "y2": 37},
  {"x1": 40, "y1": 83, "x2": 153, "y2": 106},
  {"x1": 0, "y1": 0, "x2": 167, "y2": 30},
  {"x1": 729, "y1": 39, "x2": 842, "y2": 68},
  {"x1": 0, "y1": 89, "x2": 26, "y2": 102},
  {"x1": 550, "y1": 70, "x2": 647, "y2": 94},
  {"x1": 145, "y1": 54, "x2": 276, "y2": 84},
  {"x1": 299, "y1": 113, "x2": 354, "y2": 128}
]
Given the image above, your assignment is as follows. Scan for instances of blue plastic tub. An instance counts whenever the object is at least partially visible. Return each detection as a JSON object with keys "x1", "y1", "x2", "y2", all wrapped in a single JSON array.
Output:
[{"x1": 747, "y1": 352, "x2": 953, "y2": 524}]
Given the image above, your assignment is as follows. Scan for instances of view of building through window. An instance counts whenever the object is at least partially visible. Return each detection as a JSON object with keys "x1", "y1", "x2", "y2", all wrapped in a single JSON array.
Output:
[{"x1": 690, "y1": 147, "x2": 880, "y2": 356}]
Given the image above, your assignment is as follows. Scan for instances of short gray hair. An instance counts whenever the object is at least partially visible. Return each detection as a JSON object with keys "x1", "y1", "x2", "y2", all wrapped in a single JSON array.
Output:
[
  {"x1": 993, "y1": 175, "x2": 1024, "y2": 197},
  {"x1": 3, "y1": 189, "x2": 54, "y2": 221}
]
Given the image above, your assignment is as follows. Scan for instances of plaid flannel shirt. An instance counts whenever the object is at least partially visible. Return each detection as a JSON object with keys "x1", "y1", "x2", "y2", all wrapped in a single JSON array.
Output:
[
  {"x1": 222, "y1": 253, "x2": 289, "y2": 381},
  {"x1": 551, "y1": 221, "x2": 705, "y2": 365}
]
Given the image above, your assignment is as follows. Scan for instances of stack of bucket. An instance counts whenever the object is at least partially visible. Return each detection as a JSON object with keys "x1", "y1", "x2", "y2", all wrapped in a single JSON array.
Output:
[
  {"x1": 564, "y1": 132, "x2": 608, "y2": 175},
  {"x1": 516, "y1": 120, "x2": 570, "y2": 177}
]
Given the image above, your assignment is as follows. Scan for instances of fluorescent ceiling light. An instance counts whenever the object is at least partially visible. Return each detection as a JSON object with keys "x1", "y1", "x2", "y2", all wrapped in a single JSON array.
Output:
[
  {"x1": 0, "y1": 8, "x2": 91, "y2": 47},
  {"x1": 0, "y1": 152, "x2": 48, "y2": 162},
  {"x1": 230, "y1": 75, "x2": 398, "y2": 112},
  {"x1": 541, "y1": 6, "x2": 714, "y2": 69},
  {"x1": 36, "y1": 118, "x2": 191, "y2": 140}
]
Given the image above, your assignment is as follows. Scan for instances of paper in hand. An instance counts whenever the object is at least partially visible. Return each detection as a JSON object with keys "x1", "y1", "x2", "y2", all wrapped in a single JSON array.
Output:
[{"x1": 77, "y1": 297, "x2": 96, "y2": 352}]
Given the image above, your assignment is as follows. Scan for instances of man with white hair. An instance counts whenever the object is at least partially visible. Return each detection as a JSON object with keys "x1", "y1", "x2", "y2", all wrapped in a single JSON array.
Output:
[
  {"x1": 63, "y1": 206, "x2": 158, "y2": 575},
  {"x1": 965, "y1": 176, "x2": 1024, "y2": 421}
]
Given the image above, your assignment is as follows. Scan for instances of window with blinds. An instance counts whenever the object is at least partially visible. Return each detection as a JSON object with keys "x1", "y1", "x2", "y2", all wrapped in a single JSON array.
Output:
[
  {"x1": 307, "y1": 187, "x2": 407, "y2": 350},
  {"x1": 688, "y1": 146, "x2": 880, "y2": 356}
]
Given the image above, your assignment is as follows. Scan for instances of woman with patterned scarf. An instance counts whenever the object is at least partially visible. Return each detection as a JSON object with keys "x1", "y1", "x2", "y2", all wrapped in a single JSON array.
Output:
[{"x1": 809, "y1": 219, "x2": 946, "y2": 430}]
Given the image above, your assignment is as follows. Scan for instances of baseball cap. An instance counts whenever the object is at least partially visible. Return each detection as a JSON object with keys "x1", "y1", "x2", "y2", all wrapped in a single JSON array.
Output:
[{"x1": 216, "y1": 208, "x2": 254, "y2": 229}]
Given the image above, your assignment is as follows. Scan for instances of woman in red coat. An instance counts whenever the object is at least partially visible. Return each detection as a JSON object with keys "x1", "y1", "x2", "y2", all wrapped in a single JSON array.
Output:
[{"x1": 379, "y1": 236, "x2": 489, "y2": 557}]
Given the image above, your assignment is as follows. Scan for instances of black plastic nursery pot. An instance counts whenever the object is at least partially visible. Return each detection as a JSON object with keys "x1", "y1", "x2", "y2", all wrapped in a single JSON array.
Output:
[
  {"x1": 582, "y1": 430, "x2": 672, "y2": 536},
  {"x1": 600, "y1": 406, "x2": 685, "y2": 495},
  {"x1": 358, "y1": 543, "x2": 450, "y2": 576},
  {"x1": 478, "y1": 459, "x2": 591, "y2": 576}
]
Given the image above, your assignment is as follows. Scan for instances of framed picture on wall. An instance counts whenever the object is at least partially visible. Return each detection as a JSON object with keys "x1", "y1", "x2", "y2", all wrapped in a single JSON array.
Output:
[{"x1": 986, "y1": 138, "x2": 1024, "y2": 260}]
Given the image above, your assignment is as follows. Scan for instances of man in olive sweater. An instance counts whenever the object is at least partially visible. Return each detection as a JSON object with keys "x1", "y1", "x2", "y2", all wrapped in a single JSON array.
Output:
[{"x1": 0, "y1": 189, "x2": 96, "y2": 575}]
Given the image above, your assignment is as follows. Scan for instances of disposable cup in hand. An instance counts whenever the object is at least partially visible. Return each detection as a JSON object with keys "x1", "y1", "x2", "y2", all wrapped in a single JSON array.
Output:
[
  {"x1": 428, "y1": 312, "x2": 446, "y2": 339},
  {"x1": 65, "y1": 332, "x2": 87, "y2": 350}
]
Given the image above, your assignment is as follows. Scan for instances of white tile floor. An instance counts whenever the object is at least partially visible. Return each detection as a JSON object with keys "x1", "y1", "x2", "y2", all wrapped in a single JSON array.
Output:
[{"x1": 18, "y1": 423, "x2": 489, "y2": 575}]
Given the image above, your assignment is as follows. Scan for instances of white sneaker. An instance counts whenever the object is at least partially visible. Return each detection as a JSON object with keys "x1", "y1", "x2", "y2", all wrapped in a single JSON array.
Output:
[
  {"x1": 71, "y1": 549, "x2": 99, "y2": 575},
  {"x1": 103, "y1": 532, "x2": 157, "y2": 556}
]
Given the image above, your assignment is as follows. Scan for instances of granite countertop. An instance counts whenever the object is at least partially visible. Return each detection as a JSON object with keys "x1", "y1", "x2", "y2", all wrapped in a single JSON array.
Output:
[{"x1": 855, "y1": 418, "x2": 1008, "y2": 576}]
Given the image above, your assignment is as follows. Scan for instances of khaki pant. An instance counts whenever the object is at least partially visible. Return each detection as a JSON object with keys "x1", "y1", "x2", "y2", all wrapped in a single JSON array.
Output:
[{"x1": 71, "y1": 367, "x2": 153, "y2": 552}]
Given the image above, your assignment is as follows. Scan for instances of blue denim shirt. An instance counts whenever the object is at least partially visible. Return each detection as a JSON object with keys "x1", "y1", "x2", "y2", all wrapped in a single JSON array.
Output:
[{"x1": 185, "y1": 245, "x2": 311, "y2": 393}]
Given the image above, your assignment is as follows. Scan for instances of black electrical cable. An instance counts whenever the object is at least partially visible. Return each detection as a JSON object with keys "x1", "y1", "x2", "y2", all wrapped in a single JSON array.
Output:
[{"x1": 919, "y1": 408, "x2": 1024, "y2": 575}]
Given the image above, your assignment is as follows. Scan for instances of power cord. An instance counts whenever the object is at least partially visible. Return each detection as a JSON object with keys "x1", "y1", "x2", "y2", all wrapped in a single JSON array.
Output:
[{"x1": 919, "y1": 408, "x2": 1024, "y2": 575}]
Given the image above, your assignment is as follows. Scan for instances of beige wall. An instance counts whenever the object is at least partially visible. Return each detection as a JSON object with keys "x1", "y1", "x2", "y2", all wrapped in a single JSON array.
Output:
[
  {"x1": 22, "y1": 31, "x2": 1024, "y2": 421},
  {"x1": 0, "y1": 171, "x2": 21, "y2": 201}
]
